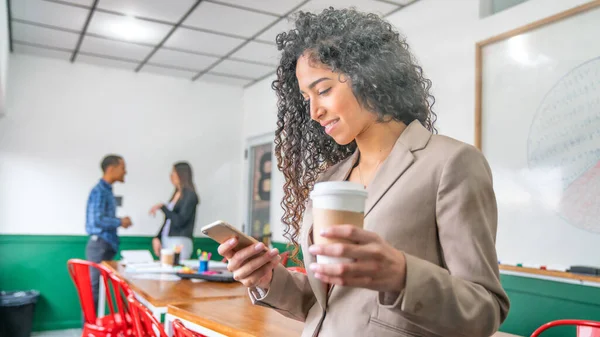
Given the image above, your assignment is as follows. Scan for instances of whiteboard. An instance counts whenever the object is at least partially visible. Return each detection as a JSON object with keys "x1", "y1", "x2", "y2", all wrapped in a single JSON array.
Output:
[{"x1": 479, "y1": 2, "x2": 600, "y2": 269}]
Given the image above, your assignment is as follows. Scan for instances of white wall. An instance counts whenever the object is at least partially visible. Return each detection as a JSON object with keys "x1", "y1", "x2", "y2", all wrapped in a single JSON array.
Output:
[
  {"x1": 0, "y1": 54, "x2": 244, "y2": 237},
  {"x1": 240, "y1": 0, "x2": 595, "y2": 244},
  {"x1": 0, "y1": 0, "x2": 9, "y2": 115},
  {"x1": 242, "y1": 78, "x2": 277, "y2": 139}
]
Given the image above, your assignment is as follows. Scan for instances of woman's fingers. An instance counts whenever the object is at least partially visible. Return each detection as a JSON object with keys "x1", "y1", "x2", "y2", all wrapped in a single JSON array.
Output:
[
  {"x1": 218, "y1": 238, "x2": 282, "y2": 288},
  {"x1": 217, "y1": 237, "x2": 238, "y2": 260},
  {"x1": 320, "y1": 225, "x2": 380, "y2": 244},
  {"x1": 308, "y1": 242, "x2": 365, "y2": 259},
  {"x1": 227, "y1": 242, "x2": 269, "y2": 269},
  {"x1": 237, "y1": 256, "x2": 279, "y2": 288},
  {"x1": 309, "y1": 242, "x2": 386, "y2": 262},
  {"x1": 233, "y1": 248, "x2": 279, "y2": 280}
]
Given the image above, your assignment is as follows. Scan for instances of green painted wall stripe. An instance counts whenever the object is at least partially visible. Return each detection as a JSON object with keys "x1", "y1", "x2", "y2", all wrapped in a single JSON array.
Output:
[
  {"x1": 0, "y1": 234, "x2": 222, "y2": 331},
  {"x1": 0, "y1": 234, "x2": 92, "y2": 244},
  {"x1": 501, "y1": 274, "x2": 600, "y2": 305},
  {"x1": 1, "y1": 235, "x2": 599, "y2": 336},
  {"x1": 37, "y1": 320, "x2": 84, "y2": 332}
]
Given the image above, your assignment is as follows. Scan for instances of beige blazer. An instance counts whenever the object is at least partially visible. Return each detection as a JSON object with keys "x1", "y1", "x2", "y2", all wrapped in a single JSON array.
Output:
[{"x1": 250, "y1": 121, "x2": 510, "y2": 337}]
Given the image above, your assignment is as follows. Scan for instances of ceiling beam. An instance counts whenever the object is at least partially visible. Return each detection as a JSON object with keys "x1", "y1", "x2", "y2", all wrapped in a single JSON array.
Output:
[
  {"x1": 204, "y1": 0, "x2": 281, "y2": 18},
  {"x1": 384, "y1": 0, "x2": 420, "y2": 18},
  {"x1": 6, "y1": 0, "x2": 14, "y2": 52},
  {"x1": 243, "y1": 70, "x2": 276, "y2": 89},
  {"x1": 191, "y1": 0, "x2": 309, "y2": 82},
  {"x1": 135, "y1": 0, "x2": 203, "y2": 72},
  {"x1": 374, "y1": 0, "x2": 404, "y2": 6},
  {"x1": 70, "y1": 0, "x2": 98, "y2": 62}
]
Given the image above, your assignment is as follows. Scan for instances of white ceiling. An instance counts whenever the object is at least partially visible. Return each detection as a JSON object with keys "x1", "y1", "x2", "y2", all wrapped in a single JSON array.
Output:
[{"x1": 8, "y1": 0, "x2": 419, "y2": 87}]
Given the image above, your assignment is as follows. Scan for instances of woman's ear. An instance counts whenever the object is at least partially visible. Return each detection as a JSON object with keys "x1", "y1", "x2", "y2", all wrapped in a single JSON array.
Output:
[{"x1": 338, "y1": 73, "x2": 350, "y2": 84}]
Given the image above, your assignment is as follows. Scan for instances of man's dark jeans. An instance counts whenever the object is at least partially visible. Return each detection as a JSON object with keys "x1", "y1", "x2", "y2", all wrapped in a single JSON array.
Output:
[{"x1": 85, "y1": 235, "x2": 116, "y2": 314}]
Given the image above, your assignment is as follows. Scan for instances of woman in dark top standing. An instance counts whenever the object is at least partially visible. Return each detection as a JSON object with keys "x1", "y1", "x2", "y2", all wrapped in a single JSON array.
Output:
[{"x1": 150, "y1": 162, "x2": 199, "y2": 260}]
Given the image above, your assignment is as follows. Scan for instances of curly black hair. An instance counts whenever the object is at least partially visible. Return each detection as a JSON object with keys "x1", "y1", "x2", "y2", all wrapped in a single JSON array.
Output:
[{"x1": 273, "y1": 7, "x2": 437, "y2": 263}]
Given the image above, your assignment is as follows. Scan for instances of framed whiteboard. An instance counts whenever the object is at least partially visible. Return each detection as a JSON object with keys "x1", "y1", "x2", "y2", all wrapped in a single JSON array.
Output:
[{"x1": 475, "y1": 1, "x2": 600, "y2": 268}]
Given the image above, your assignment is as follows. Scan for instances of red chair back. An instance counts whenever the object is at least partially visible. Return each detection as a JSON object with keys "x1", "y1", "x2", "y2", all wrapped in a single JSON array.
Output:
[
  {"x1": 530, "y1": 319, "x2": 600, "y2": 337},
  {"x1": 173, "y1": 319, "x2": 207, "y2": 337},
  {"x1": 287, "y1": 266, "x2": 306, "y2": 274},
  {"x1": 279, "y1": 251, "x2": 290, "y2": 267},
  {"x1": 67, "y1": 258, "x2": 115, "y2": 323},
  {"x1": 128, "y1": 296, "x2": 168, "y2": 337},
  {"x1": 107, "y1": 272, "x2": 135, "y2": 333}
]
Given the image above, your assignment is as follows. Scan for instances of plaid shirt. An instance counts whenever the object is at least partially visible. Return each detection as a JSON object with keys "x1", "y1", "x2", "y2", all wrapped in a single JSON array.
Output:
[{"x1": 85, "y1": 179, "x2": 121, "y2": 251}]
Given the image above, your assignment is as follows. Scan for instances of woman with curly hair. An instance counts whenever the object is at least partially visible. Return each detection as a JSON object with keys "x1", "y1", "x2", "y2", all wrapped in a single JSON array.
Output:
[{"x1": 218, "y1": 7, "x2": 509, "y2": 337}]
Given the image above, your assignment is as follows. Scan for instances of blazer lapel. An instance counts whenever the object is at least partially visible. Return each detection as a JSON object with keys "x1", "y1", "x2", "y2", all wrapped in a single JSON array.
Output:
[
  {"x1": 364, "y1": 121, "x2": 432, "y2": 217},
  {"x1": 328, "y1": 150, "x2": 360, "y2": 182}
]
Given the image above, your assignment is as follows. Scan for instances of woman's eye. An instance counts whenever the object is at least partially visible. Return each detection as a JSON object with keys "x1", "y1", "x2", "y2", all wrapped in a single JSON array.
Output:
[{"x1": 318, "y1": 88, "x2": 331, "y2": 96}]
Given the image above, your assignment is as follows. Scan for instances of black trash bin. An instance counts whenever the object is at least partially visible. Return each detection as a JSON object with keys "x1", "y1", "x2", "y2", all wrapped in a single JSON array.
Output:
[{"x1": 0, "y1": 290, "x2": 40, "y2": 337}]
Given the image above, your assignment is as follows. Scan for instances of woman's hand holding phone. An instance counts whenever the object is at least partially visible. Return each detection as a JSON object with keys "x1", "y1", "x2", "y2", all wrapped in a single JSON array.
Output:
[{"x1": 218, "y1": 237, "x2": 281, "y2": 290}]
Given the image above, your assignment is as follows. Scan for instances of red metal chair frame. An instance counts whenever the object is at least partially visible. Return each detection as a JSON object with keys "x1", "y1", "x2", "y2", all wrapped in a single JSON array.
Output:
[
  {"x1": 128, "y1": 295, "x2": 168, "y2": 337},
  {"x1": 530, "y1": 319, "x2": 600, "y2": 337},
  {"x1": 172, "y1": 319, "x2": 208, "y2": 337},
  {"x1": 68, "y1": 258, "x2": 130, "y2": 337}
]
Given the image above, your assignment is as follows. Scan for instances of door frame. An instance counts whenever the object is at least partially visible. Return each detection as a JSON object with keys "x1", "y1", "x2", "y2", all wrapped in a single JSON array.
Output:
[{"x1": 243, "y1": 133, "x2": 275, "y2": 236}]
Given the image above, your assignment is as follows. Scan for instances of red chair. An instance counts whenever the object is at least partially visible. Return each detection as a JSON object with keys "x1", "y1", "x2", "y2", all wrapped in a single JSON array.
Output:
[
  {"x1": 530, "y1": 319, "x2": 600, "y2": 337},
  {"x1": 279, "y1": 251, "x2": 290, "y2": 267},
  {"x1": 172, "y1": 319, "x2": 207, "y2": 337},
  {"x1": 128, "y1": 295, "x2": 168, "y2": 337},
  {"x1": 67, "y1": 258, "x2": 132, "y2": 337},
  {"x1": 287, "y1": 266, "x2": 307, "y2": 274},
  {"x1": 107, "y1": 272, "x2": 135, "y2": 336}
]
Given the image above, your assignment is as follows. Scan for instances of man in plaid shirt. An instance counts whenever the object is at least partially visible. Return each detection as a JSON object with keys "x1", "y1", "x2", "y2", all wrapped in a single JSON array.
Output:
[{"x1": 85, "y1": 154, "x2": 132, "y2": 310}]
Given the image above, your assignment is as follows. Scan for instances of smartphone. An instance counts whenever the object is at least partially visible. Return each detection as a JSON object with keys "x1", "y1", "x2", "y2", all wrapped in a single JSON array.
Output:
[{"x1": 201, "y1": 220, "x2": 263, "y2": 252}]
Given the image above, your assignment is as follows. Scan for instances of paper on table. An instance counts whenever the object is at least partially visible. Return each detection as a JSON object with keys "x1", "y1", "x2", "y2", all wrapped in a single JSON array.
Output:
[
  {"x1": 124, "y1": 262, "x2": 179, "y2": 274},
  {"x1": 130, "y1": 273, "x2": 181, "y2": 281},
  {"x1": 121, "y1": 250, "x2": 154, "y2": 264}
]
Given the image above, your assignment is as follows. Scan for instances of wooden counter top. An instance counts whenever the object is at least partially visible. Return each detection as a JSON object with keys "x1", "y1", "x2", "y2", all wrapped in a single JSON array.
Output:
[
  {"x1": 168, "y1": 297, "x2": 303, "y2": 337},
  {"x1": 103, "y1": 261, "x2": 247, "y2": 307}
]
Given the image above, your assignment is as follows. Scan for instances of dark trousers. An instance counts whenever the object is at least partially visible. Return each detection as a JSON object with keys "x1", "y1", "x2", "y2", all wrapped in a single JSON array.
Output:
[{"x1": 85, "y1": 236, "x2": 116, "y2": 315}]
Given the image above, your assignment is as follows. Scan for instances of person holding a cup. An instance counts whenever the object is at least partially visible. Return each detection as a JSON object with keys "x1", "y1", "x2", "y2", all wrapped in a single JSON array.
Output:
[{"x1": 218, "y1": 8, "x2": 509, "y2": 337}]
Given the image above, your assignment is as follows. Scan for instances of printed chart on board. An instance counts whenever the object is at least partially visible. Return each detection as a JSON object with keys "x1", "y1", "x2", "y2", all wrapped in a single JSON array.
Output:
[{"x1": 527, "y1": 58, "x2": 600, "y2": 235}]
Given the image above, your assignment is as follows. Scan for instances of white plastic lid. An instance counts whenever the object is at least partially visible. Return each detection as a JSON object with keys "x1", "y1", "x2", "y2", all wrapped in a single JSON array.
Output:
[
  {"x1": 310, "y1": 181, "x2": 367, "y2": 199},
  {"x1": 161, "y1": 248, "x2": 174, "y2": 254}
]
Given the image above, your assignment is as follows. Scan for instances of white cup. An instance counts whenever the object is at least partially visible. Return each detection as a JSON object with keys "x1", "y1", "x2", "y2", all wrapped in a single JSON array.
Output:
[
  {"x1": 160, "y1": 248, "x2": 174, "y2": 267},
  {"x1": 310, "y1": 181, "x2": 368, "y2": 265}
]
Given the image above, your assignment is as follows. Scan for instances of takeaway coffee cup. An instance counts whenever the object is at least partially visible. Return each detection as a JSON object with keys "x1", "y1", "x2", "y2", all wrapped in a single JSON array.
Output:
[
  {"x1": 160, "y1": 248, "x2": 175, "y2": 267},
  {"x1": 310, "y1": 181, "x2": 368, "y2": 264}
]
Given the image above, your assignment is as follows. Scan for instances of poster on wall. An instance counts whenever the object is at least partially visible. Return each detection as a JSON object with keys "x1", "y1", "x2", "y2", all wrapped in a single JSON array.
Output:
[
  {"x1": 248, "y1": 142, "x2": 272, "y2": 245},
  {"x1": 475, "y1": 1, "x2": 600, "y2": 268}
]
